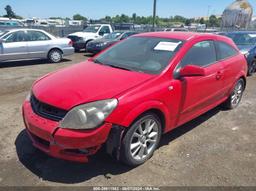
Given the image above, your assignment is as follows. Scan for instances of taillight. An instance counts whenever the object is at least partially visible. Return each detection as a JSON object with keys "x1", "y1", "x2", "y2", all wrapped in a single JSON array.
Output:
[{"x1": 68, "y1": 40, "x2": 73, "y2": 46}]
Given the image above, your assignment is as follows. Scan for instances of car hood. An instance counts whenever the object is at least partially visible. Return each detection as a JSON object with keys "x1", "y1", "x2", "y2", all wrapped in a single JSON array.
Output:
[
  {"x1": 90, "y1": 38, "x2": 117, "y2": 44},
  {"x1": 68, "y1": 32, "x2": 97, "y2": 38},
  {"x1": 237, "y1": 45, "x2": 254, "y2": 52},
  {"x1": 32, "y1": 61, "x2": 154, "y2": 110}
]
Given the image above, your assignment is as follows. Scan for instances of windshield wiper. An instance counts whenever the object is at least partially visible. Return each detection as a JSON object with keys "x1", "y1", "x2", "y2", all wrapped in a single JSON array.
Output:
[
  {"x1": 107, "y1": 64, "x2": 132, "y2": 71},
  {"x1": 93, "y1": 58, "x2": 105, "y2": 65}
]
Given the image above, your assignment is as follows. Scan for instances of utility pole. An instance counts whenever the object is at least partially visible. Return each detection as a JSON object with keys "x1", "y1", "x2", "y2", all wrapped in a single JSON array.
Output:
[{"x1": 152, "y1": 0, "x2": 157, "y2": 31}]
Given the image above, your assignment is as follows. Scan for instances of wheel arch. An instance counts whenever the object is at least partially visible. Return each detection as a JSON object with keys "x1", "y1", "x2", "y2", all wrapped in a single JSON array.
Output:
[
  {"x1": 47, "y1": 47, "x2": 63, "y2": 57},
  {"x1": 121, "y1": 101, "x2": 171, "y2": 134}
]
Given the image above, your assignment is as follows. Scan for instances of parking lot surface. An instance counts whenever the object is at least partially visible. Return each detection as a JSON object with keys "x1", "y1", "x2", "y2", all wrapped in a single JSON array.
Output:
[{"x1": 0, "y1": 53, "x2": 255, "y2": 186}]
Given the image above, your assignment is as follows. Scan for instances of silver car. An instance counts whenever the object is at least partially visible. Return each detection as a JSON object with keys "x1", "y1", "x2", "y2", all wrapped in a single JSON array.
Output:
[{"x1": 0, "y1": 29, "x2": 74, "y2": 63}]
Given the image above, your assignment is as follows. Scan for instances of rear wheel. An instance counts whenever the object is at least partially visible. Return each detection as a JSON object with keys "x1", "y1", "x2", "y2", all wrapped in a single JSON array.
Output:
[
  {"x1": 48, "y1": 49, "x2": 62, "y2": 63},
  {"x1": 248, "y1": 60, "x2": 256, "y2": 76},
  {"x1": 121, "y1": 113, "x2": 162, "y2": 166},
  {"x1": 223, "y1": 78, "x2": 245, "y2": 110}
]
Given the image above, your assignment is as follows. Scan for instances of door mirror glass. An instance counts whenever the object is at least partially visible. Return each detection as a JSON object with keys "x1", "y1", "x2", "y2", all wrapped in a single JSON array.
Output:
[{"x1": 179, "y1": 65, "x2": 206, "y2": 77}]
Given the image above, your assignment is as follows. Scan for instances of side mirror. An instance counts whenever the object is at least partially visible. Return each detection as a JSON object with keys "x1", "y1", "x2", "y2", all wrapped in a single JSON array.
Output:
[
  {"x1": 179, "y1": 65, "x2": 206, "y2": 77},
  {"x1": 0, "y1": 39, "x2": 5, "y2": 43}
]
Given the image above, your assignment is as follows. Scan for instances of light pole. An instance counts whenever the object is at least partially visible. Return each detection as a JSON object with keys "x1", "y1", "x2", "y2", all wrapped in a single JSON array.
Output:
[{"x1": 152, "y1": 0, "x2": 157, "y2": 31}]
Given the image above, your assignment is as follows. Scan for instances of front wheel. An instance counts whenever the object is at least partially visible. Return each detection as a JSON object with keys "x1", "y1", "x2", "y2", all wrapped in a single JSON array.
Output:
[
  {"x1": 248, "y1": 60, "x2": 256, "y2": 76},
  {"x1": 48, "y1": 49, "x2": 62, "y2": 63},
  {"x1": 222, "y1": 79, "x2": 245, "y2": 110},
  {"x1": 121, "y1": 113, "x2": 162, "y2": 167}
]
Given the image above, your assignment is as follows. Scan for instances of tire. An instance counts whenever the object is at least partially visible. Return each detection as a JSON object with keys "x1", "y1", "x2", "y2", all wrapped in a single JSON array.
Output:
[
  {"x1": 248, "y1": 60, "x2": 256, "y2": 76},
  {"x1": 222, "y1": 78, "x2": 245, "y2": 110},
  {"x1": 48, "y1": 49, "x2": 62, "y2": 63},
  {"x1": 120, "y1": 113, "x2": 162, "y2": 167}
]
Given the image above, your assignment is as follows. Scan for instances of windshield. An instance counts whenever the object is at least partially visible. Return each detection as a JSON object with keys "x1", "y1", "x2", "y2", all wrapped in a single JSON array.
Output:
[
  {"x1": 227, "y1": 33, "x2": 256, "y2": 46},
  {"x1": 83, "y1": 25, "x2": 101, "y2": 33},
  {"x1": 104, "y1": 32, "x2": 122, "y2": 40},
  {"x1": 0, "y1": 31, "x2": 9, "y2": 38},
  {"x1": 94, "y1": 37, "x2": 183, "y2": 74}
]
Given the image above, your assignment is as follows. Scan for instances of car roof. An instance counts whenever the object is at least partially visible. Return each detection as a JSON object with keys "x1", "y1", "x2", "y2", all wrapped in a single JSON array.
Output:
[
  {"x1": 5, "y1": 28, "x2": 47, "y2": 33},
  {"x1": 135, "y1": 32, "x2": 217, "y2": 41},
  {"x1": 224, "y1": 31, "x2": 256, "y2": 34}
]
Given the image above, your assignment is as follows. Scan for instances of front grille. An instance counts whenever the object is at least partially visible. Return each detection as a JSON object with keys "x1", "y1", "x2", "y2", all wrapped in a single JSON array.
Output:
[
  {"x1": 30, "y1": 94, "x2": 67, "y2": 121},
  {"x1": 30, "y1": 132, "x2": 50, "y2": 148},
  {"x1": 67, "y1": 35, "x2": 82, "y2": 42}
]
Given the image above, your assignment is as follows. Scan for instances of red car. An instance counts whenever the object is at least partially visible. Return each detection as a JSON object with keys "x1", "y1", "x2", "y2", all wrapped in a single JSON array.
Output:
[{"x1": 22, "y1": 32, "x2": 247, "y2": 166}]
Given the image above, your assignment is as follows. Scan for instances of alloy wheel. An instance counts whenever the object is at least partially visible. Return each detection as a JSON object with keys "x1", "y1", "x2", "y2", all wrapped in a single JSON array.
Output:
[
  {"x1": 129, "y1": 118, "x2": 159, "y2": 161},
  {"x1": 231, "y1": 80, "x2": 244, "y2": 107}
]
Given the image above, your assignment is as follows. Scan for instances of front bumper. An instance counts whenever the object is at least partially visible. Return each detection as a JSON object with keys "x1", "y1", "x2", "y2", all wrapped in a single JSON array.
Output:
[
  {"x1": 22, "y1": 101, "x2": 113, "y2": 163},
  {"x1": 73, "y1": 41, "x2": 86, "y2": 50}
]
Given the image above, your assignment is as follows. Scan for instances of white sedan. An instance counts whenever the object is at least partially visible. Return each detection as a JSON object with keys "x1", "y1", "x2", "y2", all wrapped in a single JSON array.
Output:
[{"x1": 0, "y1": 29, "x2": 74, "y2": 63}]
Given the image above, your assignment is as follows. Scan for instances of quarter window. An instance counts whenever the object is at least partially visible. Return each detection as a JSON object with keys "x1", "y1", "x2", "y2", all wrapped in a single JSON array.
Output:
[
  {"x1": 216, "y1": 41, "x2": 238, "y2": 60},
  {"x1": 180, "y1": 41, "x2": 217, "y2": 68},
  {"x1": 27, "y1": 31, "x2": 50, "y2": 41}
]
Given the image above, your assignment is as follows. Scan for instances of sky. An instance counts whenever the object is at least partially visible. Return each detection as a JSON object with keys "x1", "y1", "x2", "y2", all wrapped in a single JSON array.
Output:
[{"x1": 0, "y1": 0, "x2": 255, "y2": 19}]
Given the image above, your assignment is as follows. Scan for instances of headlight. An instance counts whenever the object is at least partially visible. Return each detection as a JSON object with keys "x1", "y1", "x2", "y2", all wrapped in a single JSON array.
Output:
[
  {"x1": 60, "y1": 99, "x2": 118, "y2": 130},
  {"x1": 96, "y1": 42, "x2": 108, "y2": 47}
]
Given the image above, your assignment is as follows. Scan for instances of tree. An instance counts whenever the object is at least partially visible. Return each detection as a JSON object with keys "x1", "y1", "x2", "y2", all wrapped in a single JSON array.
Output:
[
  {"x1": 185, "y1": 19, "x2": 192, "y2": 26},
  {"x1": 208, "y1": 15, "x2": 220, "y2": 27},
  {"x1": 73, "y1": 14, "x2": 87, "y2": 21},
  {"x1": 4, "y1": 5, "x2": 15, "y2": 18},
  {"x1": 199, "y1": 18, "x2": 205, "y2": 24}
]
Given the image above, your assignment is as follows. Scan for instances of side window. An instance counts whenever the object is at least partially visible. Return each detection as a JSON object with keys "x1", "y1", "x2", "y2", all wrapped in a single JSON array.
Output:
[
  {"x1": 27, "y1": 31, "x2": 50, "y2": 41},
  {"x1": 216, "y1": 41, "x2": 238, "y2": 60},
  {"x1": 5, "y1": 31, "x2": 27, "y2": 43},
  {"x1": 180, "y1": 40, "x2": 217, "y2": 68},
  {"x1": 99, "y1": 26, "x2": 110, "y2": 35}
]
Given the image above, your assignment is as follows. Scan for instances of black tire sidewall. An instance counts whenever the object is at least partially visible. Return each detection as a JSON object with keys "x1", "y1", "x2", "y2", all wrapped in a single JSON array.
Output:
[{"x1": 121, "y1": 113, "x2": 162, "y2": 167}]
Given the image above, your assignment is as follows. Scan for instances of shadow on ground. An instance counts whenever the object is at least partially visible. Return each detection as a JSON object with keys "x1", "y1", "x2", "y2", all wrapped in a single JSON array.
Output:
[
  {"x1": 0, "y1": 59, "x2": 71, "y2": 68},
  {"x1": 15, "y1": 106, "x2": 221, "y2": 184}
]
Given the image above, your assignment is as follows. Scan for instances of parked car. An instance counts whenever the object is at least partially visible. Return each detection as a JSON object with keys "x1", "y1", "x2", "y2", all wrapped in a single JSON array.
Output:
[
  {"x1": 164, "y1": 28, "x2": 189, "y2": 32},
  {"x1": 220, "y1": 31, "x2": 256, "y2": 76},
  {"x1": 86, "y1": 31, "x2": 138, "y2": 54},
  {"x1": 67, "y1": 24, "x2": 114, "y2": 52},
  {"x1": 0, "y1": 29, "x2": 74, "y2": 63},
  {"x1": 0, "y1": 20, "x2": 24, "y2": 27},
  {"x1": 23, "y1": 32, "x2": 247, "y2": 166}
]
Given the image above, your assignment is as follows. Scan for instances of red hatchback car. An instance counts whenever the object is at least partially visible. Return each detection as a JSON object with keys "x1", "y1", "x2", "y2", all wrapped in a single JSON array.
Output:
[{"x1": 22, "y1": 32, "x2": 247, "y2": 166}]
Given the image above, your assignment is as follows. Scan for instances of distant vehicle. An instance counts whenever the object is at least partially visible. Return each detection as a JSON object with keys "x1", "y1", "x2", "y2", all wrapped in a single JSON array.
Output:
[
  {"x1": 164, "y1": 28, "x2": 189, "y2": 32},
  {"x1": 67, "y1": 24, "x2": 114, "y2": 52},
  {"x1": 0, "y1": 20, "x2": 24, "y2": 27},
  {"x1": 0, "y1": 29, "x2": 74, "y2": 63},
  {"x1": 220, "y1": 31, "x2": 256, "y2": 75},
  {"x1": 86, "y1": 31, "x2": 138, "y2": 54}
]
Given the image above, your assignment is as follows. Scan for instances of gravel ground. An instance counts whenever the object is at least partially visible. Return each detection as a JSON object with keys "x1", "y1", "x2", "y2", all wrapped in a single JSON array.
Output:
[{"x1": 0, "y1": 53, "x2": 255, "y2": 186}]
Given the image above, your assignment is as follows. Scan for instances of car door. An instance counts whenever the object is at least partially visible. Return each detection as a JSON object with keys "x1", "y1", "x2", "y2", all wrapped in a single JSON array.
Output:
[
  {"x1": 26, "y1": 30, "x2": 52, "y2": 59},
  {"x1": 0, "y1": 31, "x2": 28, "y2": 61},
  {"x1": 215, "y1": 40, "x2": 241, "y2": 94},
  {"x1": 175, "y1": 40, "x2": 225, "y2": 126}
]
